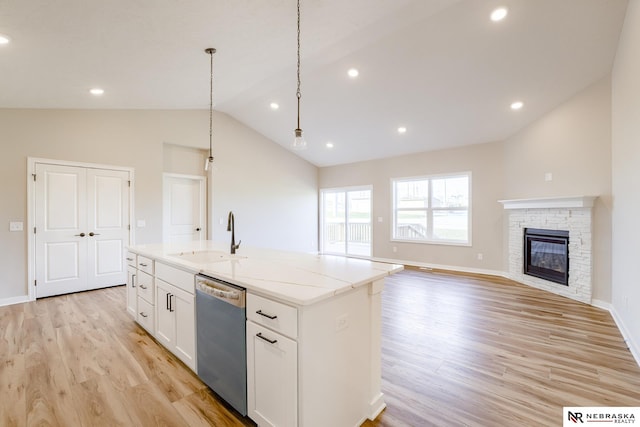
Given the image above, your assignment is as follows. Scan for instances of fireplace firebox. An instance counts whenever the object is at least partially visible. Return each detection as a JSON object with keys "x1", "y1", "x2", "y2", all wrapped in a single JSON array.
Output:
[{"x1": 523, "y1": 228, "x2": 569, "y2": 286}]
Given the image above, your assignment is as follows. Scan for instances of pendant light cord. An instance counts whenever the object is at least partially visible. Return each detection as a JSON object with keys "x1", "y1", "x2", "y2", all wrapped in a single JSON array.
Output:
[
  {"x1": 296, "y1": 0, "x2": 301, "y2": 130},
  {"x1": 209, "y1": 49, "x2": 214, "y2": 158}
]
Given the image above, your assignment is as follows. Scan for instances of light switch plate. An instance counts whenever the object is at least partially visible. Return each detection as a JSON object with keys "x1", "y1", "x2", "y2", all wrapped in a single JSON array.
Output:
[
  {"x1": 136, "y1": 219, "x2": 146, "y2": 228},
  {"x1": 9, "y1": 221, "x2": 23, "y2": 232}
]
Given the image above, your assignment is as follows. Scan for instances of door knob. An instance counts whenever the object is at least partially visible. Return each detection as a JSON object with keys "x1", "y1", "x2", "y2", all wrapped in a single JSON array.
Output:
[
  {"x1": 75, "y1": 233, "x2": 86, "y2": 237},
  {"x1": 89, "y1": 232, "x2": 101, "y2": 236}
]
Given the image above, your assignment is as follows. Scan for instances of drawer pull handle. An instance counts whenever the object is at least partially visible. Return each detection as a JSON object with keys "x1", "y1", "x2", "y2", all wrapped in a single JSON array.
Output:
[
  {"x1": 126, "y1": 257, "x2": 134, "y2": 261},
  {"x1": 139, "y1": 284, "x2": 147, "y2": 290},
  {"x1": 256, "y1": 310, "x2": 278, "y2": 320},
  {"x1": 139, "y1": 263, "x2": 148, "y2": 267},
  {"x1": 140, "y1": 312, "x2": 148, "y2": 318},
  {"x1": 256, "y1": 332, "x2": 277, "y2": 344}
]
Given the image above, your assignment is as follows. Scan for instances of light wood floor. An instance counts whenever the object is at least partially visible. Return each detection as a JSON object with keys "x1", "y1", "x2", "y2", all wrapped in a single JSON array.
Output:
[{"x1": 1, "y1": 269, "x2": 639, "y2": 426}]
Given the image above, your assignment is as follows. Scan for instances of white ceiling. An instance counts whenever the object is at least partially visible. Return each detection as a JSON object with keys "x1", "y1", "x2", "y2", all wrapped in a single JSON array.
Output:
[{"x1": 0, "y1": 0, "x2": 628, "y2": 166}]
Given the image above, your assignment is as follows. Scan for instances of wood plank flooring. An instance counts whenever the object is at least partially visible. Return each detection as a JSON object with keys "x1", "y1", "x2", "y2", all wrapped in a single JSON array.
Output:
[
  {"x1": 364, "y1": 268, "x2": 640, "y2": 427},
  {"x1": 1, "y1": 269, "x2": 639, "y2": 426}
]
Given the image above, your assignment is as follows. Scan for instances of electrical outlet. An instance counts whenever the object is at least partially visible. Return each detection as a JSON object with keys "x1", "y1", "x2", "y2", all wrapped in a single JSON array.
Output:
[
  {"x1": 477, "y1": 253, "x2": 483, "y2": 261},
  {"x1": 336, "y1": 314, "x2": 349, "y2": 332},
  {"x1": 392, "y1": 246, "x2": 397, "y2": 253},
  {"x1": 544, "y1": 172, "x2": 553, "y2": 182},
  {"x1": 9, "y1": 221, "x2": 23, "y2": 232}
]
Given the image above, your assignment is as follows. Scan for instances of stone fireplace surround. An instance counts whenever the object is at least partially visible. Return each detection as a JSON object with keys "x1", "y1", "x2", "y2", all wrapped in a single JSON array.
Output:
[{"x1": 500, "y1": 196, "x2": 597, "y2": 304}]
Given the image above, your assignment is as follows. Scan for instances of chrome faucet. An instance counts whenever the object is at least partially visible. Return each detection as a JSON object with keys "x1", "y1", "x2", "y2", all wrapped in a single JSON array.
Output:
[{"x1": 227, "y1": 211, "x2": 241, "y2": 254}]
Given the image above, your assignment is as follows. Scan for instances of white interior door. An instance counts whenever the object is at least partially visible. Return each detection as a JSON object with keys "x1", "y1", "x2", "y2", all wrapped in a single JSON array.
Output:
[
  {"x1": 86, "y1": 169, "x2": 130, "y2": 290},
  {"x1": 35, "y1": 163, "x2": 130, "y2": 298},
  {"x1": 163, "y1": 174, "x2": 206, "y2": 243},
  {"x1": 35, "y1": 164, "x2": 88, "y2": 297}
]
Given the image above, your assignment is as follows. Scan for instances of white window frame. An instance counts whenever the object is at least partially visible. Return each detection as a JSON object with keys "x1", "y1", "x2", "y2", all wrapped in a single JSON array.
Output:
[
  {"x1": 320, "y1": 185, "x2": 373, "y2": 257},
  {"x1": 391, "y1": 172, "x2": 472, "y2": 246}
]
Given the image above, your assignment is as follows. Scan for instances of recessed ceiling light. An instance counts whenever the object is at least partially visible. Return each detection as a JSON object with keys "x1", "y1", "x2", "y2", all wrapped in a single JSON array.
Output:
[
  {"x1": 510, "y1": 101, "x2": 524, "y2": 110},
  {"x1": 90, "y1": 88, "x2": 105, "y2": 96},
  {"x1": 491, "y1": 7, "x2": 508, "y2": 22},
  {"x1": 326, "y1": 142, "x2": 334, "y2": 149},
  {"x1": 270, "y1": 102, "x2": 279, "y2": 110},
  {"x1": 397, "y1": 127, "x2": 407, "y2": 134},
  {"x1": 347, "y1": 68, "x2": 359, "y2": 78},
  {"x1": 0, "y1": 34, "x2": 10, "y2": 45}
]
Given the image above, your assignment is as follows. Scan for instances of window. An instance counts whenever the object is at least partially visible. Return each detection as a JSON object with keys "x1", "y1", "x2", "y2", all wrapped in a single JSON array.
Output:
[
  {"x1": 320, "y1": 187, "x2": 372, "y2": 257},
  {"x1": 392, "y1": 173, "x2": 470, "y2": 245}
]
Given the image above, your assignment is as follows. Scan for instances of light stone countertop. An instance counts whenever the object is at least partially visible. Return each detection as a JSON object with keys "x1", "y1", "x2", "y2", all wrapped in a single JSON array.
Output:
[{"x1": 127, "y1": 241, "x2": 403, "y2": 306}]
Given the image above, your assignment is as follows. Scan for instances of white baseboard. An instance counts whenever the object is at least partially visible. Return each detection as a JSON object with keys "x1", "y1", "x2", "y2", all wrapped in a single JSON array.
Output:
[
  {"x1": 369, "y1": 256, "x2": 505, "y2": 278},
  {"x1": 591, "y1": 298, "x2": 610, "y2": 310},
  {"x1": 608, "y1": 304, "x2": 640, "y2": 368},
  {"x1": 0, "y1": 294, "x2": 30, "y2": 308}
]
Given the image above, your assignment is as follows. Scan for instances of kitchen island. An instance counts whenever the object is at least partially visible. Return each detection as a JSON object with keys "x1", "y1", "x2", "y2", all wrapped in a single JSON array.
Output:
[{"x1": 126, "y1": 241, "x2": 402, "y2": 427}]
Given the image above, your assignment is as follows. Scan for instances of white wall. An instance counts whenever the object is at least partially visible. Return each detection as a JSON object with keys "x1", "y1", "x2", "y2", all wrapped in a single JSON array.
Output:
[
  {"x1": 503, "y1": 77, "x2": 613, "y2": 302},
  {"x1": 319, "y1": 141, "x2": 505, "y2": 274},
  {"x1": 0, "y1": 109, "x2": 317, "y2": 301},
  {"x1": 611, "y1": 0, "x2": 640, "y2": 359}
]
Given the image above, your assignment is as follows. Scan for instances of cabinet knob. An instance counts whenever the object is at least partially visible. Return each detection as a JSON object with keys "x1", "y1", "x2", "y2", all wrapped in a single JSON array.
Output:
[
  {"x1": 75, "y1": 232, "x2": 86, "y2": 237},
  {"x1": 196, "y1": 227, "x2": 201, "y2": 232}
]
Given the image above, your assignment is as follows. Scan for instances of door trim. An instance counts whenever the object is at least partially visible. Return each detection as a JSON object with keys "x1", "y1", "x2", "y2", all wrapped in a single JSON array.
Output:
[{"x1": 27, "y1": 157, "x2": 135, "y2": 301}]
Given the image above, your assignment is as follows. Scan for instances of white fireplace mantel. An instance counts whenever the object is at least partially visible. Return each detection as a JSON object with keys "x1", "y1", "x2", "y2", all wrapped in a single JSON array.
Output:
[{"x1": 498, "y1": 196, "x2": 597, "y2": 210}]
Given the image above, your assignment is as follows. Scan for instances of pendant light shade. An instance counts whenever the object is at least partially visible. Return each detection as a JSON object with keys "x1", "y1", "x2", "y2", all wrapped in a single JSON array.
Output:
[
  {"x1": 292, "y1": 0, "x2": 307, "y2": 150},
  {"x1": 205, "y1": 47, "x2": 216, "y2": 170}
]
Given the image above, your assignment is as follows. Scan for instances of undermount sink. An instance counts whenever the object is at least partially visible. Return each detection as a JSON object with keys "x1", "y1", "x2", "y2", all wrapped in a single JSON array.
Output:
[{"x1": 168, "y1": 250, "x2": 246, "y2": 264}]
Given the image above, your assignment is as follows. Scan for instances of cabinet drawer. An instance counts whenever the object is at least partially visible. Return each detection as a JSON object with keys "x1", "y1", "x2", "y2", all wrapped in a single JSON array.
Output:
[
  {"x1": 126, "y1": 252, "x2": 137, "y2": 267},
  {"x1": 137, "y1": 256, "x2": 154, "y2": 275},
  {"x1": 247, "y1": 293, "x2": 298, "y2": 340},
  {"x1": 137, "y1": 296, "x2": 155, "y2": 334},
  {"x1": 156, "y1": 262, "x2": 195, "y2": 294},
  {"x1": 137, "y1": 271, "x2": 154, "y2": 304}
]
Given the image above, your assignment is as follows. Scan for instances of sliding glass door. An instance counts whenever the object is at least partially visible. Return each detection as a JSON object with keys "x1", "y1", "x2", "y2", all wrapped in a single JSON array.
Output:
[{"x1": 321, "y1": 187, "x2": 372, "y2": 257}]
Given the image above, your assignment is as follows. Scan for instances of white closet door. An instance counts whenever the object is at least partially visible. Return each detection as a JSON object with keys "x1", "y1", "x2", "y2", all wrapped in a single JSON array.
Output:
[
  {"x1": 86, "y1": 168, "x2": 129, "y2": 290},
  {"x1": 35, "y1": 163, "x2": 130, "y2": 298},
  {"x1": 35, "y1": 164, "x2": 88, "y2": 297},
  {"x1": 163, "y1": 174, "x2": 205, "y2": 243}
]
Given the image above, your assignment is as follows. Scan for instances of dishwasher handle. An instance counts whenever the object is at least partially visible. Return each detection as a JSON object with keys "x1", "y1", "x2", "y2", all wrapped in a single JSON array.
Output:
[{"x1": 196, "y1": 278, "x2": 246, "y2": 308}]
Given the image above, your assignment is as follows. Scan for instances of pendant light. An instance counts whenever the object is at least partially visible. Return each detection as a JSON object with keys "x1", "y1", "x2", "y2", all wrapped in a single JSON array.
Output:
[
  {"x1": 204, "y1": 47, "x2": 216, "y2": 170},
  {"x1": 292, "y1": 0, "x2": 307, "y2": 150}
]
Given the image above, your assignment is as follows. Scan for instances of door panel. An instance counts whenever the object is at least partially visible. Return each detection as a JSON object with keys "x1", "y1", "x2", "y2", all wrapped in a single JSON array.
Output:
[
  {"x1": 46, "y1": 172, "x2": 81, "y2": 230},
  {"x1": 87, "y1": 169, "x2": 129, "y2": 290},
  {"x1": 45, "y1": 242, "x2": 80, "y2": 281},
  {"x1": 94, "y1": 239, "x2": 124, "y2": 275},
  {"x1": 163, "y1": 174, "x2": 205, "y2": 243},
  {"x1": 35, "y1": 164, "x2": 87, "y2": 298},
  {"x1": 93, "y1": 175, "x2": 124, "y2": 228}
]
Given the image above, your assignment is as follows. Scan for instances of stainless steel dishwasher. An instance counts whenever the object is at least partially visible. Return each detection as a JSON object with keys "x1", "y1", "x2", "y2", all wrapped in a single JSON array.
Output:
[{"x1": 195, "y1": 274, "x2": 247, "y2": 416}]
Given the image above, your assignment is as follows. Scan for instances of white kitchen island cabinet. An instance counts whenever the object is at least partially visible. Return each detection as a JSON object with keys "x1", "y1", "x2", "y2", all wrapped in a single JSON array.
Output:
[
  {"x1": 154, "y1": 262, "x2": 197, "y2": 371},
  {"x1": 127, "y1": 241, "x2": 402, "y2": 427}
]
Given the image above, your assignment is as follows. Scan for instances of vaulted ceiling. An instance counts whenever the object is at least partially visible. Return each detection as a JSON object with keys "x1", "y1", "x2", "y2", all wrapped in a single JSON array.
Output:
[{"x1": 0, "y1": 0, "x2": 628, "y2": 166}]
